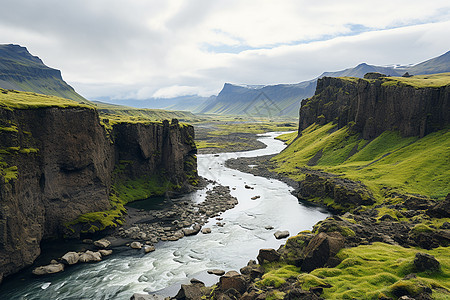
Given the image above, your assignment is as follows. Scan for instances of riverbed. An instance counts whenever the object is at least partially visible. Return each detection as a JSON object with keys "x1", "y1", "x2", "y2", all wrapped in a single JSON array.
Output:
[{"x1": 0, "y1": 132, "x2": 330, "y2": 300}]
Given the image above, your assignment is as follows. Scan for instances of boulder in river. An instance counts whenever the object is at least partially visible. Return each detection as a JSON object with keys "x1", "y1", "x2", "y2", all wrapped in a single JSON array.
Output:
[
  {"x1": 201, "y1": 228, "x2": 212, "y2": 234},
  {"x1": 274, "y1": 230, "x2": 290, "y2": 239},
  {"x1": 79, "y1": 250, "x2": 102, "y2": 263},
  {"x1": 130, "y1": 242, "x2": 143, "y2": 249},
  {"x1": 143, "y1": 245, "x2": 155, "y2": 253},
  {"x1": 61, "y1": 251, "x2": 80, "y2": 265},
  {"x1": 207, "y1": 269, "x2": 226, "y2": 276},
  {"x1": 182, "y1": 224, "x2": 201, "y2": 236},
  {"x1": 94, "y1": 238, "x2": 111, "y2": 249},
  {"x1": 99, "y1": 249, "x2": 113, "y2": 256},
  {"x1": 32, "y1": 263, "x2": 65, "y2": 275}
]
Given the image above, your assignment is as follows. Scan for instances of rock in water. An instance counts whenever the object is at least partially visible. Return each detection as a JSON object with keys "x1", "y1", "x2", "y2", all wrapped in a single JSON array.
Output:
[
  {"x1": 99, "y1": 249, "x2": 113, "y2": 256},
  {"x1": 94, "y1": 238, "x2": 111, "y2": 249},
  {"x1": 61, "y1": 251, "x2": 80, "y2": 265},
  {"x1": 207, "y1": 269, "x2": 226, "y2": 276},
  {"x1": 32, "y1": 263, "x2": 65, "y2": 275},
  {"x1": 130, "y1": 293, "x2": 165, "y2": 300},
  {"x1": 274, "y1": 230, "x2": 290, "y2": 239},
  {"x1": 143, "y1": 245, "x2": 155, "y2": 253},
  {"x1": 201, "y1": 228, "x2": 212, "y2": 234},
  {"x1": 414, "y1": 252, "x2": 440, "y2": 272},
  {"x1": 130, "y1": 242, "x2": 143, "y2": 249},
  {"x1": 79, "y1": 250, "x2": 102, "y2": 263}
]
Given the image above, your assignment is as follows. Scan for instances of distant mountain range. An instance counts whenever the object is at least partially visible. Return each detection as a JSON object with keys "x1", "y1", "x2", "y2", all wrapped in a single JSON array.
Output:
[
  {"x1": 104, "y1": 50, "x2": 450, "y2": 117},
  {"x1": 192, "y1": 51, "x2": 450, "y2": 117},
  {"x1": 0, "y1": 44, "x2": 87, "y2": 103},
  {"x1": 0, "y1": 44, "x2": 449, "y2": 118}
]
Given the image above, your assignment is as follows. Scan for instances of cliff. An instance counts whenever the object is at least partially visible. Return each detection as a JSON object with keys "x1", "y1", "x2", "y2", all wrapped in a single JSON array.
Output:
[
  {"x1": 299, "y1": 73, "x2": 450, "y2": 139},
  {"x1": 0, "y1": 89, "x2": 197, "y2": 282}
]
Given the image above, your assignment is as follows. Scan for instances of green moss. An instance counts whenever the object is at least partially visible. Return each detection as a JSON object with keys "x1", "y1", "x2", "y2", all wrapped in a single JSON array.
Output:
[
  {"x1": 271, "y1": 122, "x2": 450, "y2": 201},
  {"x1": 275, "y1": 131, "x2": 297, "y2": 144},
  {"x1": 376, "y1": 207, "x2": 407, "y2": 222},
  {"x1": 0, "y1": 165, "x2": 18, "y2": 182},
  {"x1": 257, "y1": 263, "x2": 302, "y2": 288},
  {"x1": 381, "y1": 73, "x2": 450, "y2": 88},
  {"x1": 309, "y1": 243, "x2": 450, "y2": 299},
  {"x1": 296, "y1": 273, "x2": 328, "y2": 290},
  {"x1": 266, "y1": 290, "x2": 285, "y2": 300},
  {"x1": 0, "y1": 88, "x2": 93, "y2": 110},
  {"x1": 411, "y1": 224, "x2": 434, "y2": 233}
]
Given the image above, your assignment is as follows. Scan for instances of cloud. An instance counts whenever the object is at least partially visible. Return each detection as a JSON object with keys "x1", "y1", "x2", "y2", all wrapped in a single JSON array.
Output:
[{"x1": 0, "y1": 0, "x2": 449, "y2": 100}]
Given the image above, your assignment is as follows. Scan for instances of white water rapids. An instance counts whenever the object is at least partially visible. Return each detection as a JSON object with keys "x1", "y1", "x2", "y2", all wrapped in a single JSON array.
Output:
[{"x1": 0, "y1": 132, "x2": 330, "y2": 300}]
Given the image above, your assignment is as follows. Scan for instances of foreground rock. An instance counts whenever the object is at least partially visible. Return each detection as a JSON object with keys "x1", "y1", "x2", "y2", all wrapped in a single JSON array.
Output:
[
  {"x1": 94, "y1": 238, "x2": 111, "y2": 249},
  {"x1": 61, "y1": 252, "x2": 80, "y2": 265},
  {"x1": 32, "y1": 263, "x2": 65, "y2": 276},
  {"x1": 274, "y1": 230, "x2": 290, "y2": 239},
  {"x1": 79, "y1": 250, "x2": 102, "y2": 263},
  {"x1": 207, "y1": 269, "x2": 225, "y2": 276},
  {"x1": 414, "y1": 253, "x2": 440, "y2": 272},
  {"x1": 175, "y1": 279, "x2": 207, "y2": 300}
]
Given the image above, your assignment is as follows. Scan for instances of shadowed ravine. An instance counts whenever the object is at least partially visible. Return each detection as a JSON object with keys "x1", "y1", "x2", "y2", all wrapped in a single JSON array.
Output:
[{"x1": 0, "y1": 132, "x2": 330, "y2": 300}]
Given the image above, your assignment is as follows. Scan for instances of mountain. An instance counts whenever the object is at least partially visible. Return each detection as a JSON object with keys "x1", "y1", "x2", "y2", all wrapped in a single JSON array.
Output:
[
  {"x1": 170, "y1": 51, "x2": 450, "y2": 117},
  {"x1": 0, "y1": 44, "x2": 87, "y2": 103},
  {"x1": 196, "y1": 81, "x2": 316, "y2": 118},
  {"x1": 404, "y1": 50, "x2": 450, "y2": 75}
]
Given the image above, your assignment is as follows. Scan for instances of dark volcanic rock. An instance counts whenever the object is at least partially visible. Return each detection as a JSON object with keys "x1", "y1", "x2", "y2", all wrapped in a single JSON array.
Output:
[
  {"x1": 298, "y1": 171, "x2": 375, "y2": 209},
  {"x1": 427, "y1": 194, "x2": 450, "y2": 218},
  {"x1": 301, "y1": 232, "x2": 345, "y2": 272},
  {"x1": 414, "y1": 253, "x2": 440, "y2": 272},
  {"x1": 219, "y1": 271, "x2": 247, "y2": 294},
  {"x1": 257, "y1": 248, "x2": 281, "y2": 264},
  {"x1": 0, "y1": 104, "x2": 197, "y2": 280},
  {"x1": 299, "y1": 76, "x2": 449, "y2": 139}
]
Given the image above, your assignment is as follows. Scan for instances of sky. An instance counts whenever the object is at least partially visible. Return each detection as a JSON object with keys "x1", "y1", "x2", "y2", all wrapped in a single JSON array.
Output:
[{"x1": 1, "y1": 0, "x2": 450, "y2": 101}]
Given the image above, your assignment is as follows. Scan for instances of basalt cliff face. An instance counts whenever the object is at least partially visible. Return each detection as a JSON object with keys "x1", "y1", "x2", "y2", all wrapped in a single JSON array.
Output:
[
  {"x1": 0, "y1": 105, "x2": 197, "y2": 282},
  {"x1": 299, "y1": 76, "x2": 449, "y2": 139}
]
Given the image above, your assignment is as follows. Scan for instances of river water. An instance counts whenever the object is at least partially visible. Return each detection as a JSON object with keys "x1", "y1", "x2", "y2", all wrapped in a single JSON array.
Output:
[{"x1": 0, "y1": 132, "x2": 330, "y2": 300}]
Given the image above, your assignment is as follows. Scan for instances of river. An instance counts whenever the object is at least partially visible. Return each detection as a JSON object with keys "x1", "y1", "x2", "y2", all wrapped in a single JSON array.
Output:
[{"x1": 0, "y1": 132, "x2": 330, "y2": 300}]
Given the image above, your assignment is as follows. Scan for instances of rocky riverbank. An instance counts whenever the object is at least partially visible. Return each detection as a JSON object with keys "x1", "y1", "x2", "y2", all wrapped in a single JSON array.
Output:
[
  {"x1": 29, "y1": 179, "x2": 239, "y2": 277},
  {"x1": 162, "y1": 195, "x2": 449, "y2": 300}
]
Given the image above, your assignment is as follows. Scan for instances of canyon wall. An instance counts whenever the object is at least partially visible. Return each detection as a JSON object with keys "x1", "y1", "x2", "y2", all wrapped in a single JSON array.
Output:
[
  {"x1": 0, "y1": 106, "x2": 197, "y2": 282},
  {"x1": 299, "y1": 76, "x2": 449, "y2": 139}
]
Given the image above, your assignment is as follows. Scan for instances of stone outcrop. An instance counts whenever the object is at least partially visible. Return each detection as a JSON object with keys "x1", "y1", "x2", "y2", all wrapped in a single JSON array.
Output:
[
  {"x1": 299, "y1": 76, "x2": 449, "y2": 139},
  {"x1": 0, "y1": 105, "x2": 197, "y2": 281},
  {"x1": 297, "y1": 170, "x2": 375, "y2": 210}
]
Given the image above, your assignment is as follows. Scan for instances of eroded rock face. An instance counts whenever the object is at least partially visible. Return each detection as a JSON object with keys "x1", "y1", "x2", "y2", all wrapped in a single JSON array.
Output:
[
  {"x1": 299, "y1": 76, "x2": 449, "y2": 139},
  {"x1": 301, "y1": 232, "x2": 345, "y2": 272},
  {"x1": 0, "y1": 107, "x2": 197, "y2": 280}
]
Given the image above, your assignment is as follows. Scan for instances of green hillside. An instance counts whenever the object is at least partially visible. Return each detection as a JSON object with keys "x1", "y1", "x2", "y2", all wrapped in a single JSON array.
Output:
[{"x1": 274, "y1": 123, "x2": 449, "y2": 201}]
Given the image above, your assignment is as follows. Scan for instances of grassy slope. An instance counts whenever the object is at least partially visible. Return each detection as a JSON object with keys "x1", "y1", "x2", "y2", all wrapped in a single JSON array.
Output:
[
  {"x1": 94, "y1": 101, "x2": 200, "y2": 123},
  {"x1": 258, "y1": 242, "x2": 449, "y2": 300},
  {"x1": 272, "y1": 123, "x2": 449, "y2": 200},
  {"x1": 0, "y1": 88, "x2": 93, "y2": 110}
]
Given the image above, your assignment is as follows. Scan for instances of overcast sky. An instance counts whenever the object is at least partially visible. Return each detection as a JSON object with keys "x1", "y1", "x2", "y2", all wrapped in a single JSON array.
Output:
[{"x1": 1, "y1": 0, "x2": 449, "y2": 100}]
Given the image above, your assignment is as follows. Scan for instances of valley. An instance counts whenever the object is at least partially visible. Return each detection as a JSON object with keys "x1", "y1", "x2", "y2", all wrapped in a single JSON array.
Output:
[{"x1": 0, "y1": 43, "x2": 449, "y2": 300}]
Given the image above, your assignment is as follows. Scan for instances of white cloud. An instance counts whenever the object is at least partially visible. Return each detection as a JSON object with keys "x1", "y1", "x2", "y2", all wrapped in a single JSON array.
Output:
[{"x1": 0, "y1": 0, "x2": 449, "y2": 100}]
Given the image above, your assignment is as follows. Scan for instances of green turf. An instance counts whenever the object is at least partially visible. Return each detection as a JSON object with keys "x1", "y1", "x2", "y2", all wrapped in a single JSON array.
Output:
[
  {"x1": 271, "y1": 122, "x2": 450, "y2": 201},
  {"x1": 310, "y1": 243, "x2": 450, "y2": 299}
]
